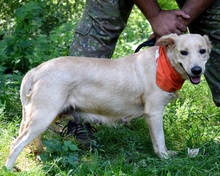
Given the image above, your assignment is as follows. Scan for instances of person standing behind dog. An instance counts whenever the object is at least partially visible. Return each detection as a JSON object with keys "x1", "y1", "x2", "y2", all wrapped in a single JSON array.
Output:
[
  {"x1": 67, "y1": 0, "x2": 220, "y2": 140},
  {"x1": 69, "y1": 0, "x2": 190, "y2": 58}
]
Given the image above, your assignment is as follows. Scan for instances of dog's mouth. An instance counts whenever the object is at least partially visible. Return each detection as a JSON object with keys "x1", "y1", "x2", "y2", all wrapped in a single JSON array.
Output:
[
  {"x1": 188, "y1": 75, "x2": 201, "y2": 84},
  {"x1": 179, "y1": 63, "x2": 201, "y2": 85}
]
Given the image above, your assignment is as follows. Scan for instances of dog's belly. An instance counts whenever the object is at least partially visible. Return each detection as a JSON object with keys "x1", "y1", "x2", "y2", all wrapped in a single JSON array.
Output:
[
  {"x1": 77, "y1": 103, "x2": 144, "y2": 124},
  {"x1": 67, "y1": 90, "x2": 145, "y2": 123}
]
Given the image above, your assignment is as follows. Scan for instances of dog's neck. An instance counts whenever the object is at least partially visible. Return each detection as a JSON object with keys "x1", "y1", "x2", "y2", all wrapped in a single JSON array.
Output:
[{"x1": 155, "y1": 46, "x2": 185, "y2": 92}]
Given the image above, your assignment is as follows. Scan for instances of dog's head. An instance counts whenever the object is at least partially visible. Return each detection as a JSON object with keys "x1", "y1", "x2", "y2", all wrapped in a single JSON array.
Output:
[{"x1": 156, "y1": 33, "x2": 212, "y2": 84}]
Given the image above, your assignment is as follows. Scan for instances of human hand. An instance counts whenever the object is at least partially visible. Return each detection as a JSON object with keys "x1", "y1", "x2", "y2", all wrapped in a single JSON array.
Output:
[{"x1": 148, "y1": 10, "x2": 190, "y2": 37}]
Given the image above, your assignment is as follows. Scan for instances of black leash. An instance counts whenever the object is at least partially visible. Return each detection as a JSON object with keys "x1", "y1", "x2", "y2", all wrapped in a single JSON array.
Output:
[{"x1": 134, "y1": 37, "x2": 156, "y2": 53}]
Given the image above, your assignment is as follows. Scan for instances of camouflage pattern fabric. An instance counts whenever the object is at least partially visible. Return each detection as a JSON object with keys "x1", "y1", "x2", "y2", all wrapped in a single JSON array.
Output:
[
  {"x1": 176, "y1": 0, "x2": 220, "y2": 106},
  {"x1": 69, "y1": 0, "x2": 133, "y2": 58}
]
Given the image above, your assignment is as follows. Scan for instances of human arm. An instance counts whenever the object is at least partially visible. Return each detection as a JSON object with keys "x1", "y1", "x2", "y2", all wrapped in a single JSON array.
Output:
[
  {"x1": 178, "y1": 0, "x2": 216, "y2": 26},
  {"x1": 133, "y1": 0, "x2": 190, "y2": 36}
]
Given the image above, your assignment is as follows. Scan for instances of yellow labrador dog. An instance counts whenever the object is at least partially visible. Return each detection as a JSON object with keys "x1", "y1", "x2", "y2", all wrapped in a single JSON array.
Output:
[{"x1": 6, "y1": 33, "x2": 211, "y2": 169}]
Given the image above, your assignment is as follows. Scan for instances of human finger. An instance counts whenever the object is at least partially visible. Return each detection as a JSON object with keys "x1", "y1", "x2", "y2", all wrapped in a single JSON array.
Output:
[
  {"x1": 175, "y1": 10, "x2": 190, "y2": 19},
  {"x1": 170, "y1": 28, "x2": 182, "y2": 35},
  {"x1": 176, "y1": 21, "x2": 188, "y2": 33}
]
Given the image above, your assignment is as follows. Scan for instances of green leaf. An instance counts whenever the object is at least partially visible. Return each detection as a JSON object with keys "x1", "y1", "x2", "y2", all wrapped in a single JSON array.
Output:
[{"x1": 64, "y1": 140, "x2": 78, "y2": 151}]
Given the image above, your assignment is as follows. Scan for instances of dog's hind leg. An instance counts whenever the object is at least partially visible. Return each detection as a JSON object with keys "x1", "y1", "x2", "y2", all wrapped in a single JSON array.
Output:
[
  {"x1": 18, "y1": 106, "x2": 28, "y2": 135},
  {"x1": 33, "y1": 134, "x2": 43, "y2": 154},
  {"x1": 33, "y1": 115, "x2": 62, "y2": 154},
  {"x1": 5, "y1": 108, "x2": 58, "y2": 169}
]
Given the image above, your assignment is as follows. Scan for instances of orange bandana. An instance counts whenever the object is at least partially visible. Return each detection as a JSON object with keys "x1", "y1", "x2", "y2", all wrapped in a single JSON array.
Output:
[{"x1": 156, "y1": 46, "x2": 185, "y2": 92}]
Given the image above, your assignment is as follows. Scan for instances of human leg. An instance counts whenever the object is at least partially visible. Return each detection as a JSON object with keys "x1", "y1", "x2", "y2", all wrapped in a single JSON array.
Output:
[{"x1": 69, "y1": 0, "x2": 134, "y2": 58}]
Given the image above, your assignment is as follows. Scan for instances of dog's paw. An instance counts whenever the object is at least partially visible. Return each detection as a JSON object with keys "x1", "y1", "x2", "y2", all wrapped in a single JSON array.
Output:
[
  {"x1": 157, "y1": 150, "x2": 178, "y2": 159},
  {"x1": 167, "y1": 150, "x2": 178, "y2": 156},
  {"x1": 156, "y1": 151, "x2": 169, "y2": 159}
]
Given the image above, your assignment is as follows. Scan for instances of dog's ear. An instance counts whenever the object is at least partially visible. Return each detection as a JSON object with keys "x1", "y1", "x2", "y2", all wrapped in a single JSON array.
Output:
[
  {"x1": 155, "y1": 33, "x2": 178, "y2": 47},
  {"x1": 203, "y1": 35, "x2": 212, "y2": 54}
]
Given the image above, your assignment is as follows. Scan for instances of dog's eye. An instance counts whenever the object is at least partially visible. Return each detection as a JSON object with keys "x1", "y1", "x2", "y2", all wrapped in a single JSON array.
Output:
[
  {"x1": 199, "y1": 49, "x2": 206, "y2": 54},
  {"x1": 180, "y1": 50, "x2": 188, "y2": 56}
]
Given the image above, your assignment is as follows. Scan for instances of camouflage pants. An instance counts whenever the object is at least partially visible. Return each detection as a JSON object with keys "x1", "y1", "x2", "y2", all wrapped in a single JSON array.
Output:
[
  {"x1": 69, "y1": 0, "x2": 220, "y2": 106},
  {"x1": 69, "y1": 0, "x2": 133, "y2": 58}
]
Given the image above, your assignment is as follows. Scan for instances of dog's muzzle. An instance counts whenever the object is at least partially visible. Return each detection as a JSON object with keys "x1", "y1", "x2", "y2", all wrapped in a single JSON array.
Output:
[
  {"x1": 180, "y1": 64, "x2": 203, "y2": 84},
  {"x1": 188, "y1": 66, "x2": 202, "y2": 84}
]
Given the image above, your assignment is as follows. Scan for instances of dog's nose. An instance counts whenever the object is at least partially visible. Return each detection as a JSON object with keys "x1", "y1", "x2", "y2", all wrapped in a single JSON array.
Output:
[{"x1": 191, "y1": 66, "x2": 202, "y2": 75}]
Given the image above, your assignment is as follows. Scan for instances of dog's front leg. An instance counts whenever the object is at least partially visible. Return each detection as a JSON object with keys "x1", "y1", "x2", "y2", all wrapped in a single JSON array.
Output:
[{"x1": 144, "y1": 105, "x2": 168, "y2": 159}]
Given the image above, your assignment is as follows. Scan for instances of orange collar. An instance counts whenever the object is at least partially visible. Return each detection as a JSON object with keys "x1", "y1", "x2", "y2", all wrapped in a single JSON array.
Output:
[{"x1": 156, "y1": 46, "x2": 185, "y2": 92}]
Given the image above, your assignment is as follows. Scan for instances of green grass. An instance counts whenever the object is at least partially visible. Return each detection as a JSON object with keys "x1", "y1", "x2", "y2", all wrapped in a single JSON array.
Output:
[{"x1": 0, "y1": 3, "x2": 220, "y2": 176}]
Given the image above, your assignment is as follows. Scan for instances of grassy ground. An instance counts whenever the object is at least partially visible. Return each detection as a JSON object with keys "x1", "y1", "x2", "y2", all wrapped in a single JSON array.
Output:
[{"x1": 0, "y1": 4, "x2": 220, "y2": 176}]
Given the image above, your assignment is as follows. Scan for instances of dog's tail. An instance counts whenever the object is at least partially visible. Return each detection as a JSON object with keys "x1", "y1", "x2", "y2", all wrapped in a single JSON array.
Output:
[
  {"x1": 20, "y1": 70, "x2": 34, "y2": 106},
  {"x1": 19, "y1": 70, "x2": 34, "y2": 134}
]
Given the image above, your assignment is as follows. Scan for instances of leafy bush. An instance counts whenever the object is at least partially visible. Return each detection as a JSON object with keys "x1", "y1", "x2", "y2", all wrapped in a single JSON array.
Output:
[
  {"x1": 0, "y1": 67, "x2": 22, "y2": 121},
  {"x1": 40, "y1": 139, "x2": 79, "y2": 174},
  {"x1": 0, "y1": 0, "x2": 84, "y2": 73}
]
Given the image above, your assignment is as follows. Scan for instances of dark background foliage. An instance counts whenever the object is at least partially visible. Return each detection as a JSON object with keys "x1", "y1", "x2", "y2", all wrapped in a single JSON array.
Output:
[{"x1": 0, "y1": 0, "x2": 84, "y2": 73}]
